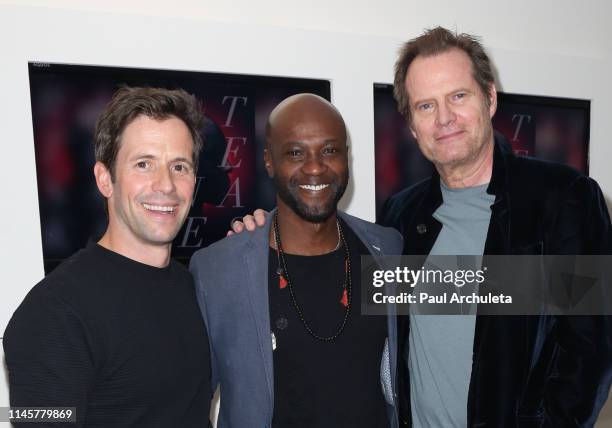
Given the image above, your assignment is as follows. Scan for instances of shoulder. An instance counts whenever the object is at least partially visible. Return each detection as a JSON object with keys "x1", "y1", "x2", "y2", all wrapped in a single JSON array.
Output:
[
  {"x1": 5, "y1": 244, "x2": 122, "y2": 324},
  {"x1": 191, "y1": 229, "x2": 255, "y2": 267},
  {"x1": 3, "y1": 270, "x2": 98, "y2": 389},
  {"x1": 339, "y1": 211, "x2": 403, "y2": 253},
  {"x1": 507, "y1": 155, "x2": 603, "y2": 207},
  {"x1": 379, "y1": 177, "x2": 432, "y2": 229},
  {"x1": 26, "y1": 246, "x2": 101, "y2": 301},
  {"x1": 386, "y1": 177, "x2": 432, "y2": 209},
  {"x1": 189, "y1": 223, "x2": 270, "y2": 283},
  {"x1": 509, "y1": 154, "x2": 584, "y2": 189},
  {"x1": 3, "y1": 267, "x2": 88, "y2": 354}
]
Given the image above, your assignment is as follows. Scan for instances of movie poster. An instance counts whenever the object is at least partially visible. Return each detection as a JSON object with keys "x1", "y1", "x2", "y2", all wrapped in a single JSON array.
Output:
[
  {"x1": 373, "y1": 84, "x2": 590, "y2": 220},
  {"x1": 29, "y1": 63, "x2": 330, "y2": 272}
]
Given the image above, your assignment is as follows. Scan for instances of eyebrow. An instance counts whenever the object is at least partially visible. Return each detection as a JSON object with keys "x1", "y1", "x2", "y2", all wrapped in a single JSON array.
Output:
[
  {"x1": 282, "y1": 139, "x2": 342, "y2": 146},
  {"x1": 128, "y1": 154, "x2": 194, "y2": 167},
  {"x1": 128, "y1": 154, "x2": 156, "y2": 162},
  {"x1": 173, "y1": 157, "x2": 195, "y2": 167},
  {"x1": 412, "y1": 87, "x2": 473, "y2": 107},
  {"x1": 410, "y1": 96, "x2": 431, "y2": 109}
]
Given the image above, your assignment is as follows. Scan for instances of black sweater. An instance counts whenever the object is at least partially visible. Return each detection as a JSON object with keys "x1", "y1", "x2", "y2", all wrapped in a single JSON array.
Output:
[{"x1": 3, "y1": 242, "x2": 211, "y2": 427}]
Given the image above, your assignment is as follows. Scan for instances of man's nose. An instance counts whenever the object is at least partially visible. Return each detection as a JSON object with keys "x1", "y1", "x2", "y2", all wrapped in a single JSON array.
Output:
[
  {"x1": 152, "y1": 167, "x2": 176, "y2": 194},
  {"x1": 435, "y1": 101, "x2": 456, "y2": 127},
  {"x1": 301, "y1": 153, "x2": 326, "y2": 176}
]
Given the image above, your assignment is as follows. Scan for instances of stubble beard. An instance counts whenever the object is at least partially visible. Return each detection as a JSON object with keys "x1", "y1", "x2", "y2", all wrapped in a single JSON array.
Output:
[{"x1": 273, "y1": 171, "x2": 348, "y2": 223}]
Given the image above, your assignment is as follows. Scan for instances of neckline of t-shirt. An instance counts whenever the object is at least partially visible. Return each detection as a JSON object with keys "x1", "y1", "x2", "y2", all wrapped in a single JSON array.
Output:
[
  {"x1": 439, "y1": 181, "x2": 491, "y2": 199},
  {"x1": 268, "y1": 246, "x2": 343, "y2": 258},
  {"x1": 268, "y1": 217, "x2": 361, "y2": 258},
  {"x1": 87, "y1": 240, "x2": 174, "y2": 275}
]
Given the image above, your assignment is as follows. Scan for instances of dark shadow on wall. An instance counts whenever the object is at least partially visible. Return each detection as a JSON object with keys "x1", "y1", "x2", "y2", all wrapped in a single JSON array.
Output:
[
  {"x1": 604, "y1": 195, "x2": 612, "y2": 227},
  {"x1": 2, "y1": 342, "x2": 9, "y2": 404}
]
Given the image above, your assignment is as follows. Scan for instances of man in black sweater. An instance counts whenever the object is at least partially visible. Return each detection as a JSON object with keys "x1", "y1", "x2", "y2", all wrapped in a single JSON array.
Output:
[{"x1": 3, "y1": 87, "x2": 212, "y2": 427}]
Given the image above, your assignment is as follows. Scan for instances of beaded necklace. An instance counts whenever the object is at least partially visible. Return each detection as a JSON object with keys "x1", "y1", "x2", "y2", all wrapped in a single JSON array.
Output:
[{"x1": 272, "y1": 211, "x2": 352, "y2": 341}]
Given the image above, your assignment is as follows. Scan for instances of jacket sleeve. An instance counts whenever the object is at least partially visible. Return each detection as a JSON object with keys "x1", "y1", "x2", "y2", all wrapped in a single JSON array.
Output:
[
  {"x1": 545, "y1": 177, "x2": 612, "y2": 426},
  {"x1": 3, "y1": 288, "x2": 94, "y2": 428},
  {"x1": 189, "y1": 253, "x2": 219, "y2": 394}
]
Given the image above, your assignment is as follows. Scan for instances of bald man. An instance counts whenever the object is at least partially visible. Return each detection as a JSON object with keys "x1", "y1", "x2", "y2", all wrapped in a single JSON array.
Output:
[{"x1": 190, "y1": 94, "x2": 403, "y2": 428}]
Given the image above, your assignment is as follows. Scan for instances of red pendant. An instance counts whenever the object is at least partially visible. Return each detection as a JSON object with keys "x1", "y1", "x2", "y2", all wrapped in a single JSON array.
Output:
[
  {"x1": 279, "y1": 275, "x2": 288, "y2": 289},
  {"x1": 340, "y1": 289, "x2": 348, "y2": 307}
]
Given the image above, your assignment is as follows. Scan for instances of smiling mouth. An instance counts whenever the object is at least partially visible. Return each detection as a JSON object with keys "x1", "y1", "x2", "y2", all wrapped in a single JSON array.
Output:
[
  {"x1": 299, "y1": 184, "x2": 330, "y2": 191},
  {"x1": 142, "y1": 203, "x2": 176, "y2": 213},
  {"x1": 436, "y1": 130, "x2": 465, "y2": 141}
]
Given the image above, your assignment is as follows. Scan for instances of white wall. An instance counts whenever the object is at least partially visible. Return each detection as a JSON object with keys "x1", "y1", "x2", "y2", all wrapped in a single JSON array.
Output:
[{"x1": 1, "y1": 1, "x2": 611, "y2": 425}]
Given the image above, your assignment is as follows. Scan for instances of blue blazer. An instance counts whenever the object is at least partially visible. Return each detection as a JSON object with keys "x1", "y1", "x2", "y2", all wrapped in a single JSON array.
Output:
[{"x1": 190, "y1": 211, "x2": 403, "y2": 428}]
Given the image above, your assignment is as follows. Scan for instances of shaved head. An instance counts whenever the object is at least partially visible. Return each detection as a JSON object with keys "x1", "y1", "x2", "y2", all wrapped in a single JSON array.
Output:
[
  {"x1": 266, "y1": 93, "x2": 347, "y2": 148},
  {"x1": 264, "y1": 93, "x2": 349, "y2": 223}
]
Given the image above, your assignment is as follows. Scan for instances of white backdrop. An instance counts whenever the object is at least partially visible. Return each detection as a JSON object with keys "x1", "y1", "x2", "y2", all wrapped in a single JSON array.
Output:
[{"x1": 1, "y1": 1, "x2": 611, "y2": 425}]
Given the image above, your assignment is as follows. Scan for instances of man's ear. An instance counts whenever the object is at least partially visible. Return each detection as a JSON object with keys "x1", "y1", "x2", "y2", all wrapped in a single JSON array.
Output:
[
  {"x1": 94, "y1": 161, "x2": 113, "y2": 198},
  {"x1": 409, "y1": 121, "x2": 417, "y2": 140},
  {"x1": 263, "y1": 148, "x2": 274, "y2": 178},
  {"x1": 488, "y1": 84, "x2": 498, "y2": 118}
]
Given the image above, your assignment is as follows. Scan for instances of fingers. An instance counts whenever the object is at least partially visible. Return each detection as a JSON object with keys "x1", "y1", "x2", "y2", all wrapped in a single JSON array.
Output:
[
  {"x1": 230, "y1": 220, "x2": 245, "y2": 235},
  {"x1": 242, "y1": 215, "x2": 257, "y2": 232},
  {"x1": 227, "y1": 210, "x2": 270, "y2": 236},
  {"x1": 254, "y1": 209, "x2": 267, "y2": 227}
]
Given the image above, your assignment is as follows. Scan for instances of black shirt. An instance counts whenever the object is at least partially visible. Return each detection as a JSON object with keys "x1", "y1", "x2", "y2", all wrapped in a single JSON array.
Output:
[
  {"x1": 268, "y1": 220, "x2": 388, "y2": 428},
  {"x1": 3, "y1": 242, "x2": 211, "y2": 428}
]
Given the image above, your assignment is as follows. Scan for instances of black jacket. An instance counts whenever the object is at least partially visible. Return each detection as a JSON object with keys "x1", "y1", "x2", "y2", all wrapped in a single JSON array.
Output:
[{"x1": 381, "y1": 133, "x2": 612, "y2": 427}]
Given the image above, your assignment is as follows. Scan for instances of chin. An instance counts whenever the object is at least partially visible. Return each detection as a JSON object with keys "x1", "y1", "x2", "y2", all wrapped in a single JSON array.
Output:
[
  {"x1": 295, "y1": 204, "x2": 336, "y2": 223},
  {"x1": 298, "y1": 211, "x2": 335, "y2": 223},
  {"x1": 431, "y1": 147, "x2": 472, "y2": 165},
  {"x1": 148, "y1": 237, "x2": 177, "y2": 246},
  {"x1": 141, "y1": 228, "x2": 181, "y2": 246}
]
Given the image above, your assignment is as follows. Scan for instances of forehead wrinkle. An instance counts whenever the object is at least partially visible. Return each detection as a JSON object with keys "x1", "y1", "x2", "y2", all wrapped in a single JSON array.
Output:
[{"x1": 408, "y1": 50, "x2": 478, "y2": 98}]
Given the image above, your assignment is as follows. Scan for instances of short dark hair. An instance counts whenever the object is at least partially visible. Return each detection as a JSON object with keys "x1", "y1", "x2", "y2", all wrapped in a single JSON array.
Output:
[
  {"x1": 393, "y1": 26, "x2": 495, "y2": 124},
  {"x1": 94, "y1": 86, "x2": 204, "y2": 180}
]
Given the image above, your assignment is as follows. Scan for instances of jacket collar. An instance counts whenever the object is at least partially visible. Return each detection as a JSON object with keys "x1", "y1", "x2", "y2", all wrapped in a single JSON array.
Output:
[
  {"x1": 401, "y1": 132, "x2": 514, "y2": 255},
  {"x1": 486, "y1": 131, "x2": 513, "y2": 198}
]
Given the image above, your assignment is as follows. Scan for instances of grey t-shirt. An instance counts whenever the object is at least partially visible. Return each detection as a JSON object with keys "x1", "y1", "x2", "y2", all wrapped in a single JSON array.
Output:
[{"x1": 409, "y1": 182, "x2": 495, "y2": 428}]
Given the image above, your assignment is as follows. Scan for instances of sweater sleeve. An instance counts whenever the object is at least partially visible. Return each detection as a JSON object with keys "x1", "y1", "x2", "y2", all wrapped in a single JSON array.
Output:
[{"x1": 3, "y1": 286, "x2": 95, "y2": 428}]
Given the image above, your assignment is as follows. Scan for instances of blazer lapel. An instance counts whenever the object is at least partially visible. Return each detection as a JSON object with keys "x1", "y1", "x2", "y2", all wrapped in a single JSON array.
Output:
[{"x1": 338, "y1": 212, "x2": 399, "y2": 400}]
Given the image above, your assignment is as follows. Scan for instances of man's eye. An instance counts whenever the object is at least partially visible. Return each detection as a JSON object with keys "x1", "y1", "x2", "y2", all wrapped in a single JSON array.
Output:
[
  {"x1": 288, "y1": 150, "x2": 302, "y2": 157},
  {"x1": 136, "y1": 161, "x2": 149, "y2": 169},
  {"x1": 418, "y1": 103, "x2": 433, "y2": 111},
  {"x1": 173, "y1": 164, "x2": 190, "y2": 174},
  {"x1": 323, "y1": 147, "x2": 339, "y2": 155},
  {"x1": 454, "y1": 93, "x2": 466, "y2": 100}
]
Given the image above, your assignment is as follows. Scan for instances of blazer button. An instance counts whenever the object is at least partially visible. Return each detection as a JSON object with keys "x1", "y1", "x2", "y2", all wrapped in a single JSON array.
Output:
[
  {"x1": 416, "y1": 223, "x2": 427, "y2": 234},
  {"x1": 276, "y1": 317, "x2": 288, "y2": 330}
]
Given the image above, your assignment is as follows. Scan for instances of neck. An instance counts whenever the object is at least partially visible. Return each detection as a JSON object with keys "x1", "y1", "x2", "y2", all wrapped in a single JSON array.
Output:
[
  {"x1": 272, "y1": 201, "x2": 339, "y2": 256},
  {"x1": 437, "y1": 139, "x2": 494, "y2": 189},
  {"x1": 98, "y1": 227, "x2": 171, "y2": 268}
]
